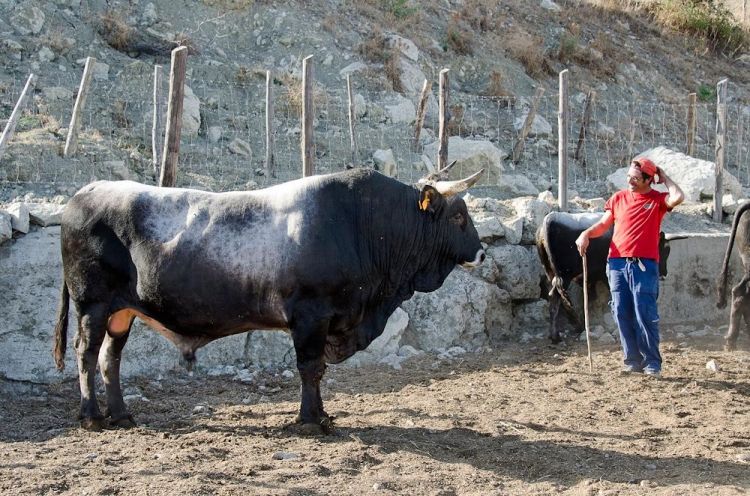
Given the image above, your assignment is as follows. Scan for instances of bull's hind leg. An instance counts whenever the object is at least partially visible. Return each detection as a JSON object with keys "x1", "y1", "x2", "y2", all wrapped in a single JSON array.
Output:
[
  {"x1": 99, "y1": 329, "x2": 136, "y2": 428},
  {"x1": 725, "y1": 274, "x2": 750, "y2": 351},
  {"x1": 74, "y1": 303, "x2": 108, "y2": 430}
]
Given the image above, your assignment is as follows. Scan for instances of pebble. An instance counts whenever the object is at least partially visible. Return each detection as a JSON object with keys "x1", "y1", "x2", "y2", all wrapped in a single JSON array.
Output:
[
  {"x1": 192, "y1": 405, "x2": 211, "y2": 415},
  {"x1": 272, "y1": 451, "x2": 299, "y2": 460},
  {"x1": 705, "y1": 359, "x2": 720, "y2": 372},
  {"x1": 644, "y1": 463, "x2": 657, "y2": 470},
  {"x1": 737, "y1": 453, "x2": 750, "y2": 463}
]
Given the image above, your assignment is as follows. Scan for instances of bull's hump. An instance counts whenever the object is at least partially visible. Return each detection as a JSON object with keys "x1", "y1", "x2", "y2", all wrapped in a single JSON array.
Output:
[{"x1": 549, "y1": 211, "x2": 604, "y2": 231}]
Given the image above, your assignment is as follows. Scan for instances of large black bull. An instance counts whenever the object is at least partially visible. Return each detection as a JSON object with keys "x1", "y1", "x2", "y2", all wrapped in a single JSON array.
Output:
[
  {"x1": 54, "y1": 168, "x2": 485, "y2": 431},
  {"x1": 536, "y1": 211, "x2": 679, "y2": 342},
  {"x1": 716, "y1": 201, "x2": 750, "y2": 350}
]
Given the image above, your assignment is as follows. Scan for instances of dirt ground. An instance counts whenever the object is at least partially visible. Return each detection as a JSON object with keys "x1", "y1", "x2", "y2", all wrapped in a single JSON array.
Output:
[{"x1": 1, "y1": 330, "x2": 748, "y2": 496}]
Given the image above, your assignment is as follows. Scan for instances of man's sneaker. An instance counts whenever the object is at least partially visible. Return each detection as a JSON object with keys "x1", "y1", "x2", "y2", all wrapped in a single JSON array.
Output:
[
  {"x1": 643, "y1": 368, "x2": 661, "y2": 377},
  {"x1": 620, "y1": 365, "x2": 643, "y2": 374}
]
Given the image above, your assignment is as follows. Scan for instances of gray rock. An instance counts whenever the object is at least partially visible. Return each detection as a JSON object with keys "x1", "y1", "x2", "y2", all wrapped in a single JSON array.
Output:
[
  {"x1": 423, "y1": 137, "x2": 506, "y2": 186},
  {"x1": 0, "y1": 211, "x2": 11, "y2": 244},
  {"x1": 10, "y1": 5, "x2": 45, "y2": 35},
  {"x1": 42, "y1": 86, "x2": 74, "y2": 101},
  {"x1": 385, "y1": 34, "x2": 419, "y2": 61},
  {"x1": 229, "y1": 138, "x2": 252, "y2": 157},
  {"x1": 38, "y1": 46, "x2": 55, "y2": 62},
  {"x1": 373, "y1": 149, "x2": 397, "y2": 177},
  {"x1": 181, "y1": 85, "x2": 201, "y2": 136},
  {"x1": 486, "y1": 245, "x2": 542, "y2": 299}
]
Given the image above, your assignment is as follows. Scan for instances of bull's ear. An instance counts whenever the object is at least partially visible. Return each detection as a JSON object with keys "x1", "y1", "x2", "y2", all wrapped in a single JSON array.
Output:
[{"x1": 418, "y1": 185, "x2": 445, "y2": 215}]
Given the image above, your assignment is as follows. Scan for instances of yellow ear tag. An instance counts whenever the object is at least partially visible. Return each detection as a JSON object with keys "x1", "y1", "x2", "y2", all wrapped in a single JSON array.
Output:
[{"x1": 419, "y1": 196, "x2": 430, "y2": 211}]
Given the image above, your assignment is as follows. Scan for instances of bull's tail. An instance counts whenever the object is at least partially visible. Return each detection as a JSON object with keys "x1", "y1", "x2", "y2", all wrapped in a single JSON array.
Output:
[
  {"x1": 717, "y1": 201, "x2": 750, "y2": 309},
  {"x1": 551, "y1": 275, "x2": 579, "y2": 324},
  {"x1": 53, "y1": 279, "x2": 69, "y2": 371}
]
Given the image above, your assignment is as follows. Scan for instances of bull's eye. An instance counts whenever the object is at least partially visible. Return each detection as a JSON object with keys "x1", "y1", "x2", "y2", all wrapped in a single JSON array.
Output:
[{"x1": 451, "y1": 212, "x2": 465, "y2": 228}]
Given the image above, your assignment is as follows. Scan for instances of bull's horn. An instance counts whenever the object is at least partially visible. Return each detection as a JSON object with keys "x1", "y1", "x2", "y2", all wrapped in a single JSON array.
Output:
[
  {"x1": 436, "y1": 160, "x2": 458, "y2": 178},
  {"x1": 664, "y1": 233, "x2": 689, "y2": 241},
  {"x1": 434, "y1": 169, "x2": 484, "y2": 196}
]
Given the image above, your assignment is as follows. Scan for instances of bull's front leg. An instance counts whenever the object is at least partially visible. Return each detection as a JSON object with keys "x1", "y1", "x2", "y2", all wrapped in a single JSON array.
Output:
[{"x1": 291, "y1": 315, "x2": 333, "y2": 434}]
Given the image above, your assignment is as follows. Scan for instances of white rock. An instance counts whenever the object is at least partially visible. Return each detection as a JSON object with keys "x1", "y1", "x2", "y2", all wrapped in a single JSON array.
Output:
[
  {"x1": 208, "y1": 126, "x2": 222, "y2": 144},
  {"x1": 385, "y1": 95, "x2": 415, "y2": 124},
  {"x1": 181, "y1": 85, "x2": 201, "y2": 136},
  {"x1": 385, "y1": 34, "x2": 419, "y2": 61},
  {"x1": 28, "y1": 203, "x2": 66, "y2": 227},
  {"x1": 513, "y1": 113, "x2": 553, "y2": 137},
  {"x1": 7, "y1": 203, "x2": 29, "y2": 234},
  {"x1": 540, "y1": 0, "x2": 562, "y2": 12},
  {"x1": 93, "y1": 62, "x2": 110, "y2": 81},
  {"x1": 272, "y1": 451, "x2": 299, "y2": 460},
  {"x1": 423, "y1": 137, "x2": 506, "y2": 186},
  {"x1": 38, "y1": 46, "x2": 55, "y2": 62},
  {"x1": 705, "y1": 359, "x2": 720, "y2": 372},
  {"x1": 373, "y1": 149, "x2": 397, "y2": 177},
  {"x1": 229, "y1": 138, "x2": 252, "y2": 157}
]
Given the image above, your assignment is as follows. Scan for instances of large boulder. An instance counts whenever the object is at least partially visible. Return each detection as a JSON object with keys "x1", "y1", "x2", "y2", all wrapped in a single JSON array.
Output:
[
  {"x1": 181, "y1": 84, "x2": 201, "y2": 136},
  {"x1": 607, "y1": 146, "x2": 742, "y2": 202},
  {"x1": 424, "y1": 137, "x2": 507, "y2": 186},
  {"x1": 485, "y1": 245, "x2": 543, "y2": 300}
]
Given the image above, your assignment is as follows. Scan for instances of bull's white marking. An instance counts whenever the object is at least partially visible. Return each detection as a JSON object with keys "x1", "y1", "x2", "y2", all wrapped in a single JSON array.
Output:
[
  {"x1": 548, "y1": 211, "x2": 604, "y2": 231},
  {"x1": 462, "y1": 249, "x2": 485, "y2": 268}
]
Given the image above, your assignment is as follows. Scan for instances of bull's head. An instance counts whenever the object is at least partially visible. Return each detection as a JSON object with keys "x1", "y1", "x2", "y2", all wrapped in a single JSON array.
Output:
[{"x1": 414, "y1": 168, "x2": 485, "y2": 291}]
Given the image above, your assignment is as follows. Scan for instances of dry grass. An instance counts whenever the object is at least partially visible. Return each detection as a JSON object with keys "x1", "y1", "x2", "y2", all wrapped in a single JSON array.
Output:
[
  {"x1": 482, "y1": 70, "x2": 513, "y2": 98},
  {"x1": 201, "y1": 0, "x2": 254, "y2": 10},
  {"x1": 445, "y1": 15, "x2": 473, "y2": 55},
  {"x1": 277, "y1": 73, "x2": 327, "y2": 115},
  {"x1": 455, "y1": 0, "x2": 497, "y2": 32},
  {"x1": 357, "y1": 29, "x2": 403, "y2": 92},
  {"x1": 40, "y1": 29, "x2": 74, "y2": 54},
  {"x1": 97, "y1": 11, "x2": 134, "y2": 52},
  {"x1": 504, "y1": 28, "x2": 551, "y2": 78}
]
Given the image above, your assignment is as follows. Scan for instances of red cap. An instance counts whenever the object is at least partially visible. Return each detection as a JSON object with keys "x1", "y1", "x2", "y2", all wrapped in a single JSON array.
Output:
[{"x1": 632, "y1": 157, "x2": 657, "y2": 177}]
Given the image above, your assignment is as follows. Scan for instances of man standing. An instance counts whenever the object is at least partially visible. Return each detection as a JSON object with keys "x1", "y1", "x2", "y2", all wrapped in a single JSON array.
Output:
[{"x1": 575, "y1": 157, "x2": 684, "y2": 376}]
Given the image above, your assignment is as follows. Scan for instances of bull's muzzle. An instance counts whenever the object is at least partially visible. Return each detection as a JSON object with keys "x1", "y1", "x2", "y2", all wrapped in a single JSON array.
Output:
[{"x1": 462, "y1": 249, "x2": 486, "y2": 268}]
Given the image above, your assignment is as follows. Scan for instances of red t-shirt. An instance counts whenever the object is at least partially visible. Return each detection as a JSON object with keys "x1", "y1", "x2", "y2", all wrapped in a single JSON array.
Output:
[{"x1": 605, "y1": 189, "x2": 670, "y2": 260}]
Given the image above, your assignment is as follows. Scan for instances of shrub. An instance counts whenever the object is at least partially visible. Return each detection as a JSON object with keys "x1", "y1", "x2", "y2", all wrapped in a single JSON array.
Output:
[
  {"x1": 646, "y1": 0, "x2": 747, "y2": 56},
  {"x1": 445, "y1": 17, "x2": 473, "y2": 55},
  {"x1": 505, "y1": 28, "x2": 550, "y2": 78},
  {"x1": 697, "y1": 83, "x2": 715, "y2": 101}
]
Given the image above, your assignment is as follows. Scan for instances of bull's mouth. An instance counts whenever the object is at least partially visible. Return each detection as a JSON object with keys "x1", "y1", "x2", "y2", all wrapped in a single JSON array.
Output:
[{"x1": 461, "y1": 249, "x2": 486, "y2": 268}]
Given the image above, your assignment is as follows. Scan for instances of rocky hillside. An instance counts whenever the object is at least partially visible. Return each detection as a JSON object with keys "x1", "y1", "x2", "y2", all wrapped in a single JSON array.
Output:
[{"x1": 1, "y1": 0, "x2": 749, "y2": 207}]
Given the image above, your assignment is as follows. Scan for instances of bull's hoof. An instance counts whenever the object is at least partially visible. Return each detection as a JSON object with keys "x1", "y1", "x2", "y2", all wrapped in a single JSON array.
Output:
[
  {"x1": 109, "y1": 414, "x2": 137, "y2": 429},
  {"x1": 724, "y1": 341, "x2": 737, "y2": 352},
  {"x1": 292, "y1": 415, "x2": 335, "y2": 436},
  {"x1": 80, "y1": 417, "x2": 106, "y2": 431}
]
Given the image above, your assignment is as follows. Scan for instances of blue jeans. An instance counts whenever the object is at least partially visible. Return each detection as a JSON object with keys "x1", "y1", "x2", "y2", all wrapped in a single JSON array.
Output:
[{"x1": 607, "y1": 258, "x2": 661, "y2": 373}]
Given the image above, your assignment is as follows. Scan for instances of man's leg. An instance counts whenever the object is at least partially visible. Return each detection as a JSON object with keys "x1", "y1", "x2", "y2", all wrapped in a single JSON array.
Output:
[
  {"x1": 608, "y1": 259, "x2": 641, "y2": 370},
  {"x1": 633, "y1": 259, "x2": 662, "y2": 373}
]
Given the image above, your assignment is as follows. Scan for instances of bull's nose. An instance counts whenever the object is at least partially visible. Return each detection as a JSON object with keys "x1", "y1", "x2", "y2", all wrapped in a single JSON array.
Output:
[{"x1": 462, "y1": 249, "x2": 485, "y2": 268}]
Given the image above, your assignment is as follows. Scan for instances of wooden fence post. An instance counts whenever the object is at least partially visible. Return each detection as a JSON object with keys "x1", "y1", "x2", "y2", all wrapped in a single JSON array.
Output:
[
  {"x1": 558, "y1": 69, "x2": 569, "y2": 212},
  {"x1": 686, "y1": 92, "x2": 697, "y2": 156},
  {"x1": 159, "y1": 46, "x2": 188, "y2": 187},
  {"x1": 347, "y1": 74, "x2": 357, "y2": 166},
  {"x1": 413, "y1": 79, "x2": 430, "y2": 151},
  {"x1": 0, "y1": 73, "x2": 35, "y2": 161},
  {"x1": 64, "y1": 57, "x2": 96, "y2": 158},
  {"x1": 512, "y1": 86, "x2": 545, "y2": 163},
  {"x1": 574, "y1": 90, "x2": 595, "y2": 164},
  {"x1": 266, "y1": 69, "x2": 275, "y2": 177},
  {"x1": 301, "y1": 55, "x2": 314, "y2": 177},
  {"x1": 151, "y1": 65, "x2": 164, "y2": 179},
  {"x1": 714, "y1": 79, "x2": 728, "y2": 222},
  {"x1": 438, "y1": 68, "x2": 449, "y2": 171}
]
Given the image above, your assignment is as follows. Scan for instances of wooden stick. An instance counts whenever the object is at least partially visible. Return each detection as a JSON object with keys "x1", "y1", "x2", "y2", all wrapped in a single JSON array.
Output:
[
  {"x1": 0, "y1": 73, "x2": 35, "y2": 161},
  {"x1": 574, "y1": 90, "x2": 595, "y2": 164},
  {"x1": 266, "y1": 69, "x2": 275, "y2": 177},
  {"x1": 413, "y1": 79, "x2": 430, "y2": 151},
  {"x1": 686, "y1": 92, "x2": 697, "y2": 156},
  {"x1": 151, "y1": 64, "x2": 164, "y2": 179},
  {"x1": 512, "y1": 86, "x2": 545, "y2": 163},
  {"x1": 347, "y1": 74, "x2": 357, "y2": 166},
  {"x1": 558, "y1": 69, "x2": 569, "y2": 212},
  {"x1": 64, "y1": 57, "x2": 96, "y2": 158},
  {"x1": 582, "y1": 253, "x2": 593, "y2": 373},
  {"x1": 301, "y1": 55, "x2": 314, "y2": 177},
  {"x1": 159, "y1": 46, "x2": 188, "y2": 188},
  {"x1": 438, "y1": 69, "x2": 449, "y2": 171},
  {"x1": 714, "y1": 78, "x2": 728, "y2": 222}
]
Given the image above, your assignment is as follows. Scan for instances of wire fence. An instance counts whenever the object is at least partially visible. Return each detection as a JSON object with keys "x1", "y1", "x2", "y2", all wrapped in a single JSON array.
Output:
[{"x1": 1, "y1": 67, "x2": 749, "y2": 195}]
